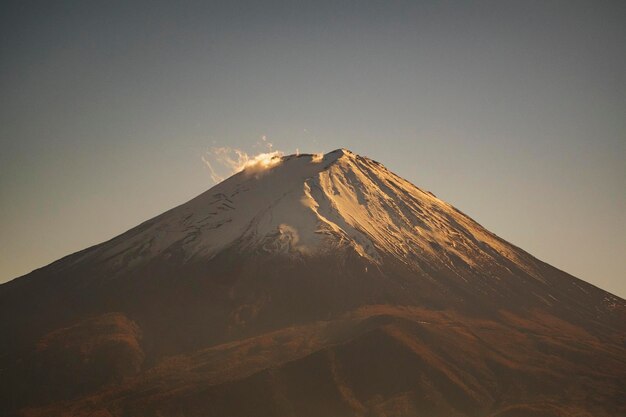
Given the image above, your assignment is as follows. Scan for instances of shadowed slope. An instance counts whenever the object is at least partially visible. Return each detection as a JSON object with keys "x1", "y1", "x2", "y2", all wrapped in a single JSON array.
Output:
[{"x1": 19, "y1": 307, "x2": 626, "y2": 417}]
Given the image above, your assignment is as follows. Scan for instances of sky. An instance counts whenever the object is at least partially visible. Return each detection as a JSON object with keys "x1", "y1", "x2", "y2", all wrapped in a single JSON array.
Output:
[{"x1": 0, "y1": 1, "x2": 624, "y2": 297}]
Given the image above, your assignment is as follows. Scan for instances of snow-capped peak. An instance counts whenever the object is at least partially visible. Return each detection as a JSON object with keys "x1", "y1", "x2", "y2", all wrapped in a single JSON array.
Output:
[{"x1": 83, "y1": 149, "x2": 542, "y2": 280}]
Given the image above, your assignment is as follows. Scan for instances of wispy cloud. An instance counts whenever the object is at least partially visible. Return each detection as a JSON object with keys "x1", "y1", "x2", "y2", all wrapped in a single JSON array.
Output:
[
  {"x1": 201, "y1": 136, "x2": 285, "y2": 184},
  {"x1": 201, "y1": 154, "x2": 225, "y2": 183}
]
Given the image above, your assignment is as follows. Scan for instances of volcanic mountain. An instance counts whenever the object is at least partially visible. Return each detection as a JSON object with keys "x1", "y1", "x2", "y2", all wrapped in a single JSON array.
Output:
[{"x1": 1, "y1": 149, "x2": 624, "y2": 417}]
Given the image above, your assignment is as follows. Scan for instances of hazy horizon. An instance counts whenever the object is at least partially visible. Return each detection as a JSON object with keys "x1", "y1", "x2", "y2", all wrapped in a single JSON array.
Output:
[{"x1": 1, "y1": 1, "x2": 625, "y2": 297}]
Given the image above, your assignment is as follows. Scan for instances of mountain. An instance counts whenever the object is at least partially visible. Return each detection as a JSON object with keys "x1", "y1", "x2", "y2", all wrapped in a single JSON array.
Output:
[{"x1": 1, "y1": 149, "x2": 624, "y2": 417}]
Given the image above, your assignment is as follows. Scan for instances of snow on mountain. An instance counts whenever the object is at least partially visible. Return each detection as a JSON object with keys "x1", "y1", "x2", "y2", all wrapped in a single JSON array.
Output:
[{"x1": 74, "y1": 149, "x2": 542, "y2": 282}]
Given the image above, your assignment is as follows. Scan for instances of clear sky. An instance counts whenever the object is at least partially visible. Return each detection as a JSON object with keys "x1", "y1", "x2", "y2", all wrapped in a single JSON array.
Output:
[{"x1": 1, "y1": 1, "x2": 624, "y2": 297}]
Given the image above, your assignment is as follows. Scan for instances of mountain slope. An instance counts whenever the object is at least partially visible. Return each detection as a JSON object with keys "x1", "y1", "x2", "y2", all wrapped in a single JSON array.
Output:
[
  {"x1": 40, "y1": 149, "x2": 558, "y2": 278},
  {"x1": 1, "y1": 149, "x2": 624, "y2": 417}
]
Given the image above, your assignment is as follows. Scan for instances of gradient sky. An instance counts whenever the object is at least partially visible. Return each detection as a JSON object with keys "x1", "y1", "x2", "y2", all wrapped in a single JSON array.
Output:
[{"x1": 1, "y1": 1, "x2": 624, "y2": 296}]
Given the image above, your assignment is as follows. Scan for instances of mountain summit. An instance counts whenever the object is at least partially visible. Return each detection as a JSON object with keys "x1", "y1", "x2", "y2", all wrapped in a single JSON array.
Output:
[
  {"x1": 64, "y1": 148, "x2": 557, "y2": 281},
  {"x1": 1, "y1": 149, "x2": 624, "y2": 417}
]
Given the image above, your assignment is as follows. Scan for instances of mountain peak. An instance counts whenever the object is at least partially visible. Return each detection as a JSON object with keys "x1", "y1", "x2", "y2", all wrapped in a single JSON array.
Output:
[
  {"x1": 74, "y1": 148, "x2": 543, "y2": 287},
  {"x1": 275, "y1": 148, "x2": 356, "y2": 169},
  {"x1": 329, "y1": 147, "x2": 355, "y2": 157}
]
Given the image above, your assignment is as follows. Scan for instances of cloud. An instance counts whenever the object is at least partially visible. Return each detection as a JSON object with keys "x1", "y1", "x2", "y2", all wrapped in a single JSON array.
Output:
[
  {"x1": 202, "y1": 139, "x2": 284, "y2": 184},
  {"x1": 201, "y1": 155, "x2": 225, "y2": 184},
  {"x1": 201, "y1": 134, "x2": 324, "y2": 184}
]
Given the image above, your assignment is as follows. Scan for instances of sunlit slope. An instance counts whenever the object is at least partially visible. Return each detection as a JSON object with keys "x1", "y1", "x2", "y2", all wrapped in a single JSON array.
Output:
[{"x1": 61, "y1": 149, "x2": 562, "y2": 278}]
